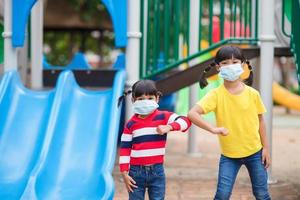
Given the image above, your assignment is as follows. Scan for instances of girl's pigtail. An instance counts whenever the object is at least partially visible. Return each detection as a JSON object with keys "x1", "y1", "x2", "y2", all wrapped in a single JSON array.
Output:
[
  {"x1": 117, "y1": 90, "x2": 132, "y2": 107},
  {"x1": 199, "y1": 64, "x2": 214, "y2": 89},
  {"x1": 243, "y1": 61, "x2": 253, "y2": 86},
  {"x1": 157, "y1": 91, "x2": 163, "y2": 97}
]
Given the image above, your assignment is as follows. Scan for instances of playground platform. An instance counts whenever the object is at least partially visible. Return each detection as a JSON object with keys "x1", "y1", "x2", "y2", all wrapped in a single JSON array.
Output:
[{"x1": 113, "y1": 106, "x2": 300, "y2": 200}]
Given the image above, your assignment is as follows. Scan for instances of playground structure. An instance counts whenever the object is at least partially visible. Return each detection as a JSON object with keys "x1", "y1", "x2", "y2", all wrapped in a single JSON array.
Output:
[
  {"x1": 0, "y1": 0, "x2": 127, "y2": 199},
  {"x1": 0, "y1": 23, "x2": 3, "y2": 65},
  {"x1": 0, "y1": 0, "x2": 300, "y2": 199}
]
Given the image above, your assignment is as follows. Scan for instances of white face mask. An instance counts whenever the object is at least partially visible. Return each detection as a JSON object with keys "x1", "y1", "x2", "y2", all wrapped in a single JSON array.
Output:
[
  {"x1": 133, "y1": 99, "x2": 159, "y2": 115},
  {"x1": 219, "y1": 63, "x2": 244, "y2": 81}
]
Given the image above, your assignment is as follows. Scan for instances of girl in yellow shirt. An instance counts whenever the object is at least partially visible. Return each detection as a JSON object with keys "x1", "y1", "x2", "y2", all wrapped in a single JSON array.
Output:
[{"x1": 188, "y1": 46, "x2": 271, "y2": 200}]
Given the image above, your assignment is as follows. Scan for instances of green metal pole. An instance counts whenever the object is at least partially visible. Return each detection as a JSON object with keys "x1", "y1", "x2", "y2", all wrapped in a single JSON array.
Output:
[
  {"x1": 174, "y1": 0, "x2": 180, "y2": 60},
  {"x1": 249, "y1": 0, "x2": 252, "y2": 38},
  {"x1": 230, "y1": 0, "x2": 233, "y2": 37},
  {"x1": 145, "y1": 0, "x2": 153, "y2": 76},
  {"x1": 164, "y1": 0, "x2": 170, "y2": 64},
  {"x1": 198, "y1": 0, "x2": 203, "y2": 50},
  {"x1": 186, "y1": 0, "x2": 190, "y2": 54},
  {"x1": 220, "y1": 0, "x2": 225, "y2": 40},
  {"x1": 209, "y1": 0, "x2": 213, "y2": 44},
  {"x1": 139, "y1": 0, "x2": 144, "y2": 78},
  {"x1": 244, "y1": 0, "x2": 248, "y2": 37},
  {"x1": 254, "y1": 0, "x2": 258, "y2": 40},
  {"x1": 233, "y1": 0, "x2": 237, "y2": 38},
  {"x1": 239, "y1": 0, "x2": 243, "y2": 37},
  {"x1": 281, "y1": 0, "x2": 291, "y2": 38},
  {"x1": 154, "y1": 0, "x2": 160, "y2": 69}
]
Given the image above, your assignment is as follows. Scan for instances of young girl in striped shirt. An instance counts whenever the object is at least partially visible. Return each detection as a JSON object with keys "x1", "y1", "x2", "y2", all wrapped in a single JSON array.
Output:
[{"x1": 118, "y1": 80, "x2": 191, "y2": 200}]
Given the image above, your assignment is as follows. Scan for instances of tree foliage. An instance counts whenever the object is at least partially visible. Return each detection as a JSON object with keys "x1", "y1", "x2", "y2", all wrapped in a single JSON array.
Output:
[
  {"x1": 66, "y1": 0, "x2": 106, "y2": 21},
  {"x1": 44, "y1": 0, "x2": 114, "y2": 66}
]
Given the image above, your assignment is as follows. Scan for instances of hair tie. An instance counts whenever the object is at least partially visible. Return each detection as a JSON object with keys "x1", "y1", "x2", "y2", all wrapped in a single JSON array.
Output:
[
  {"x1": 245, "y1": 61, "x2": 253, "y2": 71},
  {"x1": 204, "y1": 66, "x2": 212, "y2": 74},
  {"x1": 157, "y1": 91, "x2": 163, "y2": 97},
  {"x1": 117, "y1": 90, "x2": 132, "y2": 107}
]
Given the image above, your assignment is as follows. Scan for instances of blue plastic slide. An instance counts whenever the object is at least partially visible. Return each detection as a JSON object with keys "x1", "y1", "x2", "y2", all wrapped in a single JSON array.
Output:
[
  {"x1": 0, "y1": 69, "x2": 126, "y2": 199},
  {"x1": 0, "y1": 72, "x2": 55, "y2": 199}
]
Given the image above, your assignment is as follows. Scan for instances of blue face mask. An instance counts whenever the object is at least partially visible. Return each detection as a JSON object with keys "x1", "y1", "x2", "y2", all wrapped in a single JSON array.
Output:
[
  {"x1": 219, "y1": 63, "x2": 244, "y2": 81},
  {"x1": 133, "y1": 99, "x2": 159, "y2": 115}
]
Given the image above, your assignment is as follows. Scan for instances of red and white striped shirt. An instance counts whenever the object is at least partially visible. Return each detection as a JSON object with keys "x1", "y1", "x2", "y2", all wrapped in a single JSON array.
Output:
[{"x1": 119, "y1": 109, "x2": 191, "y2": 172}]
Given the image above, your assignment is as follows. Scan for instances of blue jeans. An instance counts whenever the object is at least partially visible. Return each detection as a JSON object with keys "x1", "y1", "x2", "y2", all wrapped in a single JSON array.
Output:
[
  {"x1": 128, "y1": 164, "x2": 165, "y2": 200},
  {"x1": 214, "y1": 149, "x2": 271, "y2": 200}
]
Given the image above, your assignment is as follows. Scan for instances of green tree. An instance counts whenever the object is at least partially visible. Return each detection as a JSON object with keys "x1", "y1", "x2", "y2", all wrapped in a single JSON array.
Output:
[
  {"x1": 67, "y1": 0, "x2": 107, "y2": 21},
  {"x1": 44, "y1": 0, "x2": 115, "y2": 66}
]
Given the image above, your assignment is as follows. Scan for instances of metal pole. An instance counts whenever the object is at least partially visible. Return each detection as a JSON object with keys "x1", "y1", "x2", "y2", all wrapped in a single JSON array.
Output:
[
  {"x1": 142, "y1": 0, "x2": 148, "y2": 75},
  {"x1": 188, "y1": 0, "x2": 200, "y2": 156},
  {"x1": 259, "y1": 0, "x2": 276, "y2": 184},
  {"x1": 125, "y1": 0, "x2": 141, "y2": 120},
  {"x1": 18, "y1": 34, "x2": 28, "y2": 83},
  {"x1": 30, "y1": 0, "x2": 43, "y2": 89},
  {"x1": 3, "y1": 0, "x2": 17, "y2": 71}
]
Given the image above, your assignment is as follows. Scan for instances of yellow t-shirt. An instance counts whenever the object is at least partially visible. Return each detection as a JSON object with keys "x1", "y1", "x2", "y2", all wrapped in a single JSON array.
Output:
[{"x1": 197, "y1": 84, "x2": 266, "y2": 158}]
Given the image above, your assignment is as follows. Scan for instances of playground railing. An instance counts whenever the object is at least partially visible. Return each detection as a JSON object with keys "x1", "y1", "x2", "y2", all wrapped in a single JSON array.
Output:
[
  {"x1": 140, "y1": 0, "x2": 259, "y2": 79},
  {"x1": 282, "y1": 0, "x2": 300, "y2": 88},
  {"x1": 290, "y1": 0, "x2": 300, "y2": 86}
]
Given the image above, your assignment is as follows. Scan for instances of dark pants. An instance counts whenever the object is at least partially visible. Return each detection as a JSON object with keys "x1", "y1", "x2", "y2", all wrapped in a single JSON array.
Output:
[
  {"x1": 214, "y1": 149, "x2": 271, "y2": 200},
  {"x1": 128, "y1": 164, "x2": 165, "y2": 200}
]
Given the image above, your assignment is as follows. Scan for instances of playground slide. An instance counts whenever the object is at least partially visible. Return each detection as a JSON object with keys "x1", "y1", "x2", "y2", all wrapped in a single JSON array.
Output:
[
  {"x1": 273, "y1": 81, "x2": 300, "y2": 111},
  {"x1": 0, "y1": 71, "x2": 54, "y2": 199},
  {"x1": 0, "y1": 70, "x2": 126, "y2": 199}
]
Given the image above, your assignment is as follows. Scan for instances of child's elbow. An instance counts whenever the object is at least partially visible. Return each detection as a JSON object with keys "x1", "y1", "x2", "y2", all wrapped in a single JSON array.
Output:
[
  {"x1": 187, "y1": 110, "x2": 192, "y2": 116},
  {"x1": 187, "y1": 110, "x2": 196, "y2": 120}
]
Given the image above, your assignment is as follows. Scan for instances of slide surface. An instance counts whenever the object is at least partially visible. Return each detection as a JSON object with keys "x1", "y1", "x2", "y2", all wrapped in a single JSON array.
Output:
[
  {"x1": 0, "y1": 69, "x2": 126, "y2": 200},
  {"x1": 0, "y1": 71, "x2": 54, "y2": 199},
  {"x1": 273, "y1": 81, "x2": 300, "y2": 111}
]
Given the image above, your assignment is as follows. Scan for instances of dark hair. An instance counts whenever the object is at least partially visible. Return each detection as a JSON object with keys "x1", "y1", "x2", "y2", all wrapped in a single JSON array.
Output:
[
  {"x1": 215, "y1": 45, "x2": 245, "y2": 64},
  {"x1": 199, "y1": 45, "x2": 253, "y2": 88},
  {"x1": 118, "y1": 80, "x2": 162, "y2": 106}
]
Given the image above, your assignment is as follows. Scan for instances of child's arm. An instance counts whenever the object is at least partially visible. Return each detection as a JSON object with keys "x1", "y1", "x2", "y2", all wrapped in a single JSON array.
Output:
[
  {"x1": 188, "y1": 104, "x2": 228, "y2": 136},
  {"x1": 156, "y1": 112, "x2": 191, "y2": 135},
  {"x1": 119, "y1": 125, "x2": 137, "y2": 192},
  {"x1": 258, "y1": 114, "x2": 271, "y2": 168}
]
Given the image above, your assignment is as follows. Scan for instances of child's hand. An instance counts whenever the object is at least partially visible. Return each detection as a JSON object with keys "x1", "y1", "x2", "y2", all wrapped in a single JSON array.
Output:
[
  {"x1": 156, "y1": 125, "x2": 173, "y2": 135},
  {"x1": 262, "y1": 148, "x2": 271, "y2": 168},
  {"x1": 122, "y1": 171, "x2": 138, "y2": 192},
  {"x1": 212, "y1": 127, "x2": 229, "y2": 136}
]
